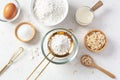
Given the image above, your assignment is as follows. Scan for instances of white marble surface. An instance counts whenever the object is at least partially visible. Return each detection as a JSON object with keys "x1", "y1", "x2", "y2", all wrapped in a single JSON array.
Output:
[{"x1": 0, "y1": 0, "x2": 120, "y2": 80}]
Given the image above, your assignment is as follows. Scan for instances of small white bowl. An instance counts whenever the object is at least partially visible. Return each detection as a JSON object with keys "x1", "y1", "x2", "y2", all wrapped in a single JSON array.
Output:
[
  {"x1": 0, "y1": 0, "x2": 21, "y2": 22},
  {"x1": 31, "y1": 0, "x2": 69, "y2": 26}
]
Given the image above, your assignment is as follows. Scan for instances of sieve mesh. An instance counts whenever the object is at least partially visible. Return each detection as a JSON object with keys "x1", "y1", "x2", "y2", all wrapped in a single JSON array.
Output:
[{"x1": 47, "y1": 31, "x2": 74, "y2": 57}]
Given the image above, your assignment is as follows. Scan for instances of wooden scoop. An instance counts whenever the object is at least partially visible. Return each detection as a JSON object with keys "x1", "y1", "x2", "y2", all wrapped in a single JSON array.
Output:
[
  {"x1": 91, "y1": 0, "x2": 103, "y2": 11},
  {"x1": 80, "y1": 55, "x2": 116, "y2": 79}
]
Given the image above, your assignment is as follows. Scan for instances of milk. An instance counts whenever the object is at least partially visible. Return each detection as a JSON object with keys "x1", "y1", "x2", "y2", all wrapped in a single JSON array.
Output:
[{"x1": 75, "y1": 6, "x2": 94, "y2": 26}]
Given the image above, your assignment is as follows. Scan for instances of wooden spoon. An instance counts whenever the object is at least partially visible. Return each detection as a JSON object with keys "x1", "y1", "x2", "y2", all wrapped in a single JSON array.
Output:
[
  {"x1": 80, "y1": 55, "x2": 116, "y2": 79},
  {"x1": 91, "y1": 0, "x2": 103, "y2": 11}
]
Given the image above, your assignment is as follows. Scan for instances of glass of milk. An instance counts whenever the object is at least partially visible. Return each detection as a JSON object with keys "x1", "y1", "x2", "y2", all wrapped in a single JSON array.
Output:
[{"x1": 75, "y1": 1, "x2": 103, "y2": 26}]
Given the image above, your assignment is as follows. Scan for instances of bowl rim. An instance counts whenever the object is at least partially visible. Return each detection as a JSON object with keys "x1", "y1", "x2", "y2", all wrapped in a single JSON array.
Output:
[
  {"x1": 41, "y1": 28, "x2": 79, "y2": 64},
  {"x1": 15, "y1": 22, "x2": 36, "y2": 43},
  {"x1": 0, "y1": 0, "x2": 21, "y2": 22},
  {"x1": 30, "y1": 0, "x2": 69, "y2": 26}
]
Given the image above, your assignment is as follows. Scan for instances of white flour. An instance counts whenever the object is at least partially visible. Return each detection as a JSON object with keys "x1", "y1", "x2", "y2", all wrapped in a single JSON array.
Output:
[
  {"x1": 34, "y1": 0, "x2": 68, "y2": 26},
  {"x1": 50, "y1": 34, "x2": 71, "y2": 55}
]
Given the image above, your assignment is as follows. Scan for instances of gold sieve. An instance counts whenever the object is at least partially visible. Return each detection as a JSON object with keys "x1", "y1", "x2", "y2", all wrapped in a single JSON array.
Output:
[
  {"x1": 26, "y1": 31, "x2": 74, "y2": 80},
  {"x1": 48, "y1": 31, "x2": 74, "y2": 57}
]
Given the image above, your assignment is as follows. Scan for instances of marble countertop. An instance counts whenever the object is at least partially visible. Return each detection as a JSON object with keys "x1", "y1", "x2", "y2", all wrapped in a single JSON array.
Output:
[{"x1": 0, "y1": 0, "x2": 120, "y2": 80}]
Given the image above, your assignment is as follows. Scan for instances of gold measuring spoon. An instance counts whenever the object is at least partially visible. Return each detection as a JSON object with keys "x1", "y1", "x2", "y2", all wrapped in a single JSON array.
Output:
[
  {"x1": 0, "y1": 47, "x2": 24, "y2": 75},
  {"x1": 80, "y1": 55, "x2": 116, "y2": 79}
]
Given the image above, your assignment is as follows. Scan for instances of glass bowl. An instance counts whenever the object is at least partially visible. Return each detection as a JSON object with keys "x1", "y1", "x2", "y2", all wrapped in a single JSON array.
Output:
[
  {"x1": 41, "y1": 28, "x2": 79, "y2": 64},
  {"x1": 75, "y1": 6, "x2": 94, "y2": 26},
  {"x1": 0, "y1": 0, "x2": 21, "y2": 22}
]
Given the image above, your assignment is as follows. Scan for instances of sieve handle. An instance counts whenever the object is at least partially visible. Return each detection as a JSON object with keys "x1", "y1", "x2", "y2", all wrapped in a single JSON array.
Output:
[
  {"x1": 35, "y1": 57, "x2": 55, "y2": 80},
  {"x1": 26, "y1": 53, "x2": 50, "y2": 80}
]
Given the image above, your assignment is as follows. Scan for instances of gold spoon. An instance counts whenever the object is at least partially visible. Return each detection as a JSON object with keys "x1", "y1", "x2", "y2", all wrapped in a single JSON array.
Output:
[{"x1": 80, "y1": 55, "x2": 116, "y2": 79}]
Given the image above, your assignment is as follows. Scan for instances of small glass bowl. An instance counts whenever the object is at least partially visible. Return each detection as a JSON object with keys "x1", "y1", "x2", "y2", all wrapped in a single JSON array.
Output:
[
  {"x1": 75, "y1": 6, "x2": 94, "y2": 26},
  {"x1": 41, "y1": 28, "x2": 79, "y2": 64},
  {"x1": 0, "y1": 0, "x2": 21, "y2": 22}
]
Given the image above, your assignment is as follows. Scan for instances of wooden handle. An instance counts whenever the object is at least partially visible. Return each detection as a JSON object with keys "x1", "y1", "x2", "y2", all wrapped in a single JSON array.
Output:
[
  {"x1": 91, "y1": 1, "x2": 103, "y2": 11},
  {"x1": 94, "y1": 64, "x2": 116, "y2": 79}
]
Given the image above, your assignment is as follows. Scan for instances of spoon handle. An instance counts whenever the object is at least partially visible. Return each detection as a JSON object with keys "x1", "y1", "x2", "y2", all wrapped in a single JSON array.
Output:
[
  {"x1": 91, "y1": 1, "x2": 103, "y2": 11},
  {"x1": 94, "y1": 64, "x2": 116, "y2": 79}
]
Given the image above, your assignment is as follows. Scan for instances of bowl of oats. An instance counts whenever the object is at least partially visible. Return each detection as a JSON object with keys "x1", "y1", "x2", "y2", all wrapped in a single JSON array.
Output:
[{"x1": 84, "y1": 30, "x2": 107, "y2": 53}]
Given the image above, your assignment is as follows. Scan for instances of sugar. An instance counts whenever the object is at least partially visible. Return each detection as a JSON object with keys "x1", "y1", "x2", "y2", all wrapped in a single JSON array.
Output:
[{"x1": 17, "y1": 24, "x2": 34, "y2": 41}]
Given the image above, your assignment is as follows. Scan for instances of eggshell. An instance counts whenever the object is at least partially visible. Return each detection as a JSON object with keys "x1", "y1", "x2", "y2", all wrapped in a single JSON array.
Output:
[{"x1": 4, "y1": 3, "x2": 17, "y2": 19}]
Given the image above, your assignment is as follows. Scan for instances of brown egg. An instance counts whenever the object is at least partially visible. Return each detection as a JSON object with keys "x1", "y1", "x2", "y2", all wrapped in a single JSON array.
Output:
[{"x1": 4, "y1": 3, "x2": 17, "y2": 19}]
